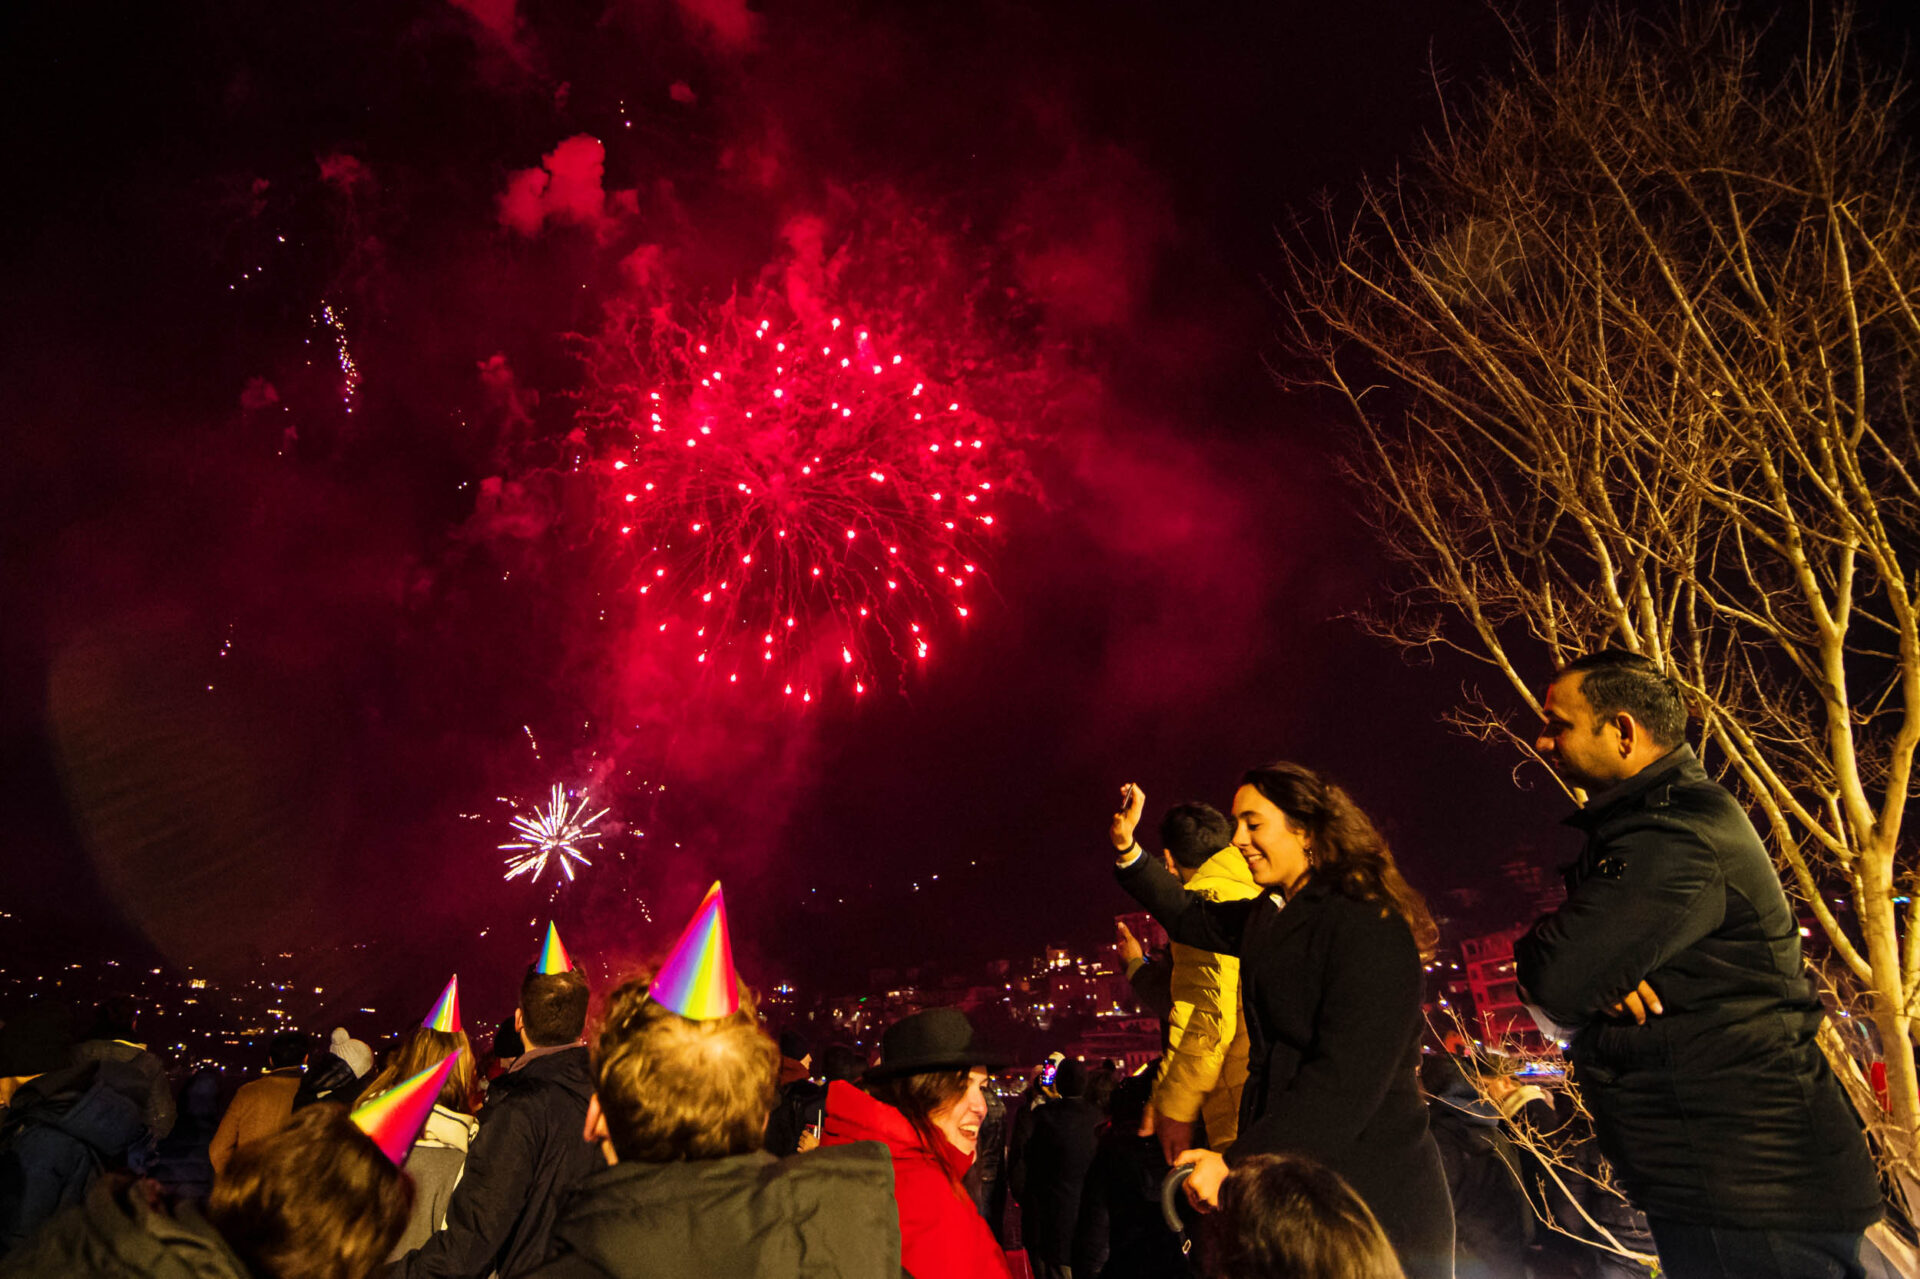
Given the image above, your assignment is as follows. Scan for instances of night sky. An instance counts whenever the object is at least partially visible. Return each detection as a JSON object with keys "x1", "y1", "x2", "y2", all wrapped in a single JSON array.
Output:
[{"x1": 6, "y1": 0, "x2": 1908, "y2": 1024}]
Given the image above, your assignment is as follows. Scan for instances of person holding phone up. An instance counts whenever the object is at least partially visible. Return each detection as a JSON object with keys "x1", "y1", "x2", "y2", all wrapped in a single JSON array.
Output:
[{"x1": 1107, "y1": 768, "x2": 1454, "y2": 1279}]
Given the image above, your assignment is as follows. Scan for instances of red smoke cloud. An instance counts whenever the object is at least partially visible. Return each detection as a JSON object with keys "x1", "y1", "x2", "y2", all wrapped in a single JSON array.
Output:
[
  {"x1": 498, "y1": 135, "x2": 613, "y2": 237},
  {"x1": 669, "y1": 0, "x2": 754, "y2": 48}
]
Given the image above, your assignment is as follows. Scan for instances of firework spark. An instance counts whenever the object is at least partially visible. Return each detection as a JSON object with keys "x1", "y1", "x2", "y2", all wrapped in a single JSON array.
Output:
[
  {"x1": 500, "y1": 783, "x2": 608, "y2": 884},
  {"x1": 574, "y1": 293, "x2": 1028, "y2": 702},
  {"x1": 320, "y1": 301, "x2": 360, "y2": 412}
]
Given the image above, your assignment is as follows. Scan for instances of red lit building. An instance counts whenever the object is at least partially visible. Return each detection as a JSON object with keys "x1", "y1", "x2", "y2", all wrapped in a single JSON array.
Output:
[{"x1": 1461, "y1": 924, "x2": 1547, "y2": 1050}]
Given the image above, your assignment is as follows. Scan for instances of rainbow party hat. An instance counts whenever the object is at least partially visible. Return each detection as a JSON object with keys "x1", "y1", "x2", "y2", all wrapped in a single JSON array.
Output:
[
  {"x1": 423, "y1": 975, "x2": 462, "y2": 1034},
  {"x1": 350, "y1": 1052, "x2": 460, "y2": 1165},
  {"x1": 535, "y1": 922, "x2": 573, "y2": 975},
  {"x1": 649, "y1": 881, "x2": 739, "y2": 1020}
]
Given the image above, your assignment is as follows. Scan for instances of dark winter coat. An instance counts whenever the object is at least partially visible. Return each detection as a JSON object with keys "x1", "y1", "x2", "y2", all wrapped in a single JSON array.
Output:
[
  {"x1": 1072, "y1": 1123, "x2": 1189, "y2": 1279},
  {"x1": 1421, "y1": 1057, "x2": 1529, "y2": 1279},
  {"x1": 964, "y1": 1086, "x2": 1007, "y2": 1234},
  {"x1": 1514, "y1": 746, "x2": 1883, "y2": 1231},
  {"x1": 71, "y1": 1040, "x2": 175, "y2": 1141},
  {"x1": 386, "y1": 1045, "x2": 604, "y2": 1279},
  {"x1": 1008, "y1": 1095, "x2": 1101, "y2": 1265},
  {"x1": 0, "y1": 1060, "x2": 152, "y2": 1256},
  {"x1": 521, "y1": 1144, "x2": 901, "y2": 1279},
  {"x1": 0, "y1": 1175, "x2": 249, "y2": 1279},
  {"x1": 1117, "y1": 855, "x2": 1455, "y2": 1279},
  {"x1": 762, "y1": 1078, "x2": 827, "y2": 1158}
]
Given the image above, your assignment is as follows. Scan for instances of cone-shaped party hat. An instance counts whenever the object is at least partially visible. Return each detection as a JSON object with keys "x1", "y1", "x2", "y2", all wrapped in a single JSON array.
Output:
[
  {"x1": 423, "y1": 975, "x2": 462, "y2": 1034},
  {"x1": 535, "y1": 922, "x2": 573, "y2": 975},
  {"x1": 649, "y1": 882, "x2": 739, "y2": 1020},
  {"x1": 350, "y1": 1052, "x2": 459, "y2": 1165}
]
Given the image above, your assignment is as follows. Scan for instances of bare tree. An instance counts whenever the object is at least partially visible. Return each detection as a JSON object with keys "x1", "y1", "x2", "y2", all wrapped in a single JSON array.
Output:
[{"x1": 1282, "y1": 0, "x2": 1920, "y2": 1191}]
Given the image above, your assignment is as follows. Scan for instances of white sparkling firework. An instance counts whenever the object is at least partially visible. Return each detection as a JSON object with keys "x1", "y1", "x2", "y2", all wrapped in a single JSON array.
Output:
[
  {"x1": 320, "y1": 301, "x2": 360, "y2": 412},
  {"x1": 500, "y1": 784, "x2": 608, "y2": 884}
]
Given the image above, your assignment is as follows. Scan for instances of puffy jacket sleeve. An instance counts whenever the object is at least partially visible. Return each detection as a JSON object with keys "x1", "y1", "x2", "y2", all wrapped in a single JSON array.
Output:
[
  {"x1": 1153, "y1": 896, "x2": 1244, "y2": 1124},
  {"x1": 1125, "y1": 955, "x2": 1174, "y2": 1022},
  {"x1": 207, "y1": 1092, "x2": 244, "y2": 1177},
  {"x1": 1227, "y1": 904, "x2": 1423, "y2": 1165},
  {"x1": 1514, "y1": 811, "x2": 1726, "y2": 1028},
  {"x1": 1115, "y1": 855, "x2": 1259, "y2": 957},
  {"x1": 386, "y1": 1094, "x2": 539, "y2": 1278}
]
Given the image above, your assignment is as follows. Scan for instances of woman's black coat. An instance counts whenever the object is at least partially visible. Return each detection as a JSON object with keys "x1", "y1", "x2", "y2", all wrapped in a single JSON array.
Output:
[{"x1": 1117, "y1": 855, "x2": 1455, "y2": 1279}]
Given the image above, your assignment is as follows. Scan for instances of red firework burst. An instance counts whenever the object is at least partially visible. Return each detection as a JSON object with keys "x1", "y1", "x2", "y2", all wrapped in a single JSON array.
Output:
[{"x1": 574, "y1": 294, "x2": 1029, "y2": 702}]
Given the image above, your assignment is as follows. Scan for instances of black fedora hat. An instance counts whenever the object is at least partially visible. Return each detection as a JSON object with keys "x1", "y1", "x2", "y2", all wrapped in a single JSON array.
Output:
[{"x1": 864, "y1": 1008, "x2": 1008, "y2": 1082}]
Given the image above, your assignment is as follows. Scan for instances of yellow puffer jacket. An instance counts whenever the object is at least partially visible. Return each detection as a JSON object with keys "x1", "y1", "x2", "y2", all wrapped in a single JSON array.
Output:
[{"x1": 1153, "y1": 848, "x2": 1261, "y2": 1147}]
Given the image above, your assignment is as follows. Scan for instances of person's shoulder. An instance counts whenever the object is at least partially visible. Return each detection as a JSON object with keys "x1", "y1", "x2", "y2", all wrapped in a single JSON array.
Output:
[
  {"x1": 779, "y1": 1141, "x2": 895, "y2": 1192},
  {"x1": 1322, "y1": 892, "x2": 1421, "y2": 956},
  {"x1": 1602, "y1": 776, "x2": 1748, "y2": 858}
]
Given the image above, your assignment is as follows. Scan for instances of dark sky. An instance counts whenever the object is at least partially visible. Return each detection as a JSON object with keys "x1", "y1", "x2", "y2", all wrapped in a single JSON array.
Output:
[{"x1": 5, "y1": 0, "x2": 1906, "y2": 1024}]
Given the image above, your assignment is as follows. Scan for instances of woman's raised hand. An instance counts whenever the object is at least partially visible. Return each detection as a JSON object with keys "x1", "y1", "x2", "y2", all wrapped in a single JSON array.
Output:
[
  {"x1": 1175, "y1": 1147, "x2": 1229, "y2": 1211},
  {"x1": 1111, "y1": 783, "x2": 1146, "y2": 853}
]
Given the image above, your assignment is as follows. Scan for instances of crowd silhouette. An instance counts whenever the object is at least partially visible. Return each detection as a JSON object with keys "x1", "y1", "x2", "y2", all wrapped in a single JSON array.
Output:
[{"x1": 0, "y1": 653, "x2": 1895, "y2": 1278}]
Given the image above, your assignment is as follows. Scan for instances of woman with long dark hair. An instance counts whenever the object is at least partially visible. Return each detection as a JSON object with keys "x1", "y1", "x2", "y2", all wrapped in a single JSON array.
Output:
[{"x1": 1108, "y1": 763, "x2": 1454, "y2": 1279}]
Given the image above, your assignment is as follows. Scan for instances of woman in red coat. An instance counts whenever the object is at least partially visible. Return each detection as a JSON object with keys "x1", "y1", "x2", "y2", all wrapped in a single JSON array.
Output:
[{"x1": 823, "y1": 1008, "x2": 1012, "y2": 1279}]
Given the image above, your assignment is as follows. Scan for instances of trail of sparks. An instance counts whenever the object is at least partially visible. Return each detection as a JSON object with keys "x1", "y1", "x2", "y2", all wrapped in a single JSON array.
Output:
[
  {"x1": 499, "y1": 784, "x2": 608, "y2": 884},
  {"x1": 320, "y1": 301, "x2": 360, "y2": 412},
  {"x1": 575, "y1": 295, "x2": 1025, "y2": 704}
]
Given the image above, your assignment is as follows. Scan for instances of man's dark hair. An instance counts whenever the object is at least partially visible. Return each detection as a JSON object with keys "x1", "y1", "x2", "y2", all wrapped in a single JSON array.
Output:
[
  {"x1": 520, "y1": 968, "x2": 590, "y2": 1047},
  {"x1": 267, "y1": 1031, "x2": 312, "y2": 1070},
  {"x1": 87, "y1": 995, "x2": 141, "y2": 1042},
  {"x1": 1159, "y1": 802, "x2": 1235, "y2": 870},
  {"x1": 1559, "y1": 650, "x2": 1689, "y2": 749}
]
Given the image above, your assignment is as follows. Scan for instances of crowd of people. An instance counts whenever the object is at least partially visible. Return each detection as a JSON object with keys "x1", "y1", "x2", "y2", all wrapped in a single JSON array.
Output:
[{"x1": 0, "y1": 650, "x2": 1897, "y2": 1278}]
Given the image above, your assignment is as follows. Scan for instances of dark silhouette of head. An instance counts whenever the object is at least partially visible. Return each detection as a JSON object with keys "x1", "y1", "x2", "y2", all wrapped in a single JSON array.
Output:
[
  {"x1": 1053, "y1": 1058, "x2": 1090, "y2": 1099},
  {"x1": 267, "y1": 1031, "x2": 312, "y2": 1070},
  {"x1": 820, "y1": 1043, "x2": 863, "y2": 1083},
  {"x1": 87, "y1": 995, "x2": 141, "y2": 1043}
]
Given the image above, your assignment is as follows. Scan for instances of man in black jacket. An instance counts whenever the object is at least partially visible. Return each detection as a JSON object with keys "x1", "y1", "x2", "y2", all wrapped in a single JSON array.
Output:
[
  {"x1": 388, "y1": 964, "x2": 604, "y2": 1279},
  {"x1": 523, "y1": 977, "x2": 898, "y2": 1278},
  {"x1": 1010, "y1": 1059, "x2": 1102, "y2": 1279},
  {"x1": 1515, "y1": 650, "x2": 1882, "y2": 1279}
]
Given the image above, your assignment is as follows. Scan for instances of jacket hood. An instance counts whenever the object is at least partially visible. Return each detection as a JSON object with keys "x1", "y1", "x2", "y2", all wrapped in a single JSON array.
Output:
[
  {"x1": 7, "y1": 1061, "x2": 148, "y2": 1154},
  {"x1": 419, "y1": 1103, "x2": 479, "y2": 1152},
  {"x1": 39, "y1": 1176, "x2": 252, "y2": 1279},
  {"x1": 1187, "y1": 848, "x2": 1256, "y2": 891},
  {"x1": 823, "y1": 1080, "x2": 972, "y2": 1180},
  {"x1": 547, "y1": 1146, "x2": 900, "y2": 1277},
  {"x1": 496, "y1": 1043, "x2": 593, "y2": 1104}
]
